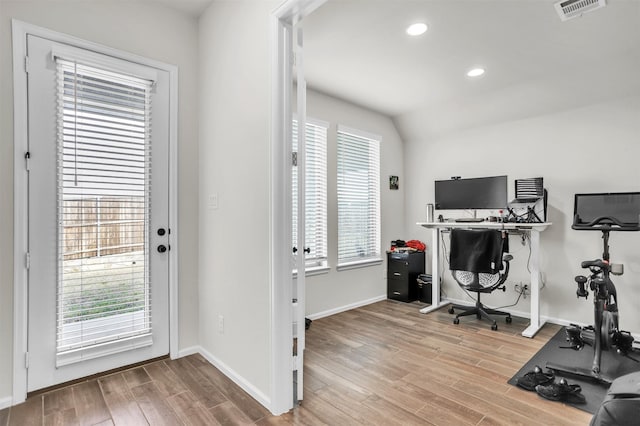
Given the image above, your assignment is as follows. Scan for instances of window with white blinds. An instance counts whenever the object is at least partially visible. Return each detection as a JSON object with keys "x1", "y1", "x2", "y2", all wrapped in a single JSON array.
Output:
[
  {"x1": 56, "y1": 57, "x2": 153, "y2": 365},
  {"x1": 337, "y1": 126, "x2": 381, "y2": 266},
  {"x1": 292, "y1": 119, "x2": 328, "y2": 269}
]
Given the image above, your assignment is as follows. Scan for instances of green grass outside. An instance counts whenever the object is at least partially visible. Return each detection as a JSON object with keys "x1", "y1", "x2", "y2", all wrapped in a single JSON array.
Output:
[{"x1": 61, "y1": 252, "x2": 147, "y2": 323}]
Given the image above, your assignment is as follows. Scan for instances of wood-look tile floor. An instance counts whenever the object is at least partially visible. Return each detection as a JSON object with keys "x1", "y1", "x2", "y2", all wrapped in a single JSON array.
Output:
[{"x1": 0, "y1": 300, "x2": 593, "y2": 425}]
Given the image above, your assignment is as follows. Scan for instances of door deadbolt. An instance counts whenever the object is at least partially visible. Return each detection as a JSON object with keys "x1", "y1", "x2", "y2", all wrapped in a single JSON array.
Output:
[
  {"x1": 157, "y1": 228, "x2": 166, "y2": 236},
  {"x1": 157, "y1": 245, "x2": 168, "y2": 253}
]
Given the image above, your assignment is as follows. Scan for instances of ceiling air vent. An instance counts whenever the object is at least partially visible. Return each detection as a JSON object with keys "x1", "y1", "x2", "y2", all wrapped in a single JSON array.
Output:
[{"x1": 555, "y1": 0, "x2": 606, "y2": 21}]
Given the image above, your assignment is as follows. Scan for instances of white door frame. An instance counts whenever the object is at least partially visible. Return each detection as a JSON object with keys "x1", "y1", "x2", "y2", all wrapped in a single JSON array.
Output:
[
  {"x1": 269, "y1": 0, "x2": 325, "y2": 415},
  {"x1": 12, "y1": 20, "x2": 180, "y2": 404}
]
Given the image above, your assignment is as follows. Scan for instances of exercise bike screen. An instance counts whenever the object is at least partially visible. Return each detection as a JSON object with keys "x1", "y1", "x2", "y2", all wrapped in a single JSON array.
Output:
[{"x1": 574, "y1": 192, "x2": 640, "y2": 226}]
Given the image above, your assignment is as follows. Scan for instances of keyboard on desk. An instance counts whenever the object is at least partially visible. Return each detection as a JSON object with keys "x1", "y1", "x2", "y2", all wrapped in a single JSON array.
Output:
[{"x1": 454, "y1": 218, "x2": 485, "y2": 223}]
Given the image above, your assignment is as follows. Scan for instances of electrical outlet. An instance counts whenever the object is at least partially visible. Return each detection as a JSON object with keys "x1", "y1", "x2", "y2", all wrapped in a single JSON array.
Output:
[
  {"x1": 514, "y1": 282, "x2": 531, "y2": 299},
  {"x1": 218, "y1": 314, "x2": 224, "y2": 334}
]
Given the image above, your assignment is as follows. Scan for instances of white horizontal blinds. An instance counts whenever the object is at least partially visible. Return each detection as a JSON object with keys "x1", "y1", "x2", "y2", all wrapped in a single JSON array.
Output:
[
  {"x1": 56, "y1": 57, "x2": 153, "y2": 363},
  {"x1": 292, "y1": 120, "x2": 328, "y2": 268},
  {"x1": 337, "y1": 127, "x2": 381, "y2": 265}
]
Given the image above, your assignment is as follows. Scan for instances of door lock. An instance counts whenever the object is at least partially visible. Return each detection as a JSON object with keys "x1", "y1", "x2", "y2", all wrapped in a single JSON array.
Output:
[
  {"x1": 157, "y1": 245, "x2": 168, "y2": 253},
  {"x1": 157, "y1": 228, "x2": 166, "y2": 236}
]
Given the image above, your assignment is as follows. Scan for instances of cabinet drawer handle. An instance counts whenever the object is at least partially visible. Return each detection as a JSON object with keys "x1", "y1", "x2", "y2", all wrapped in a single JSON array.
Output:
[
  {"x1": 393, "y1": 272, "x2": 401, "y2": 276},
  {"x1": 393, "y1": 291, "x2": 401, "y2": 295}
]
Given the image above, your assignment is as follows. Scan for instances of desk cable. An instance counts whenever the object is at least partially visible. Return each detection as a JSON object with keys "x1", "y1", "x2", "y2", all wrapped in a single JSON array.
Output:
[{"x1": 521, "y1": 232, "x2": 546, "y2": 291}]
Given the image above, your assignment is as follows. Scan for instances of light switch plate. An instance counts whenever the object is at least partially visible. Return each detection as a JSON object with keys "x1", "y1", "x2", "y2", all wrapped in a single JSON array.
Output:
[{"x1": 208, "y1": 193, "x2": 218, "y2": 210}]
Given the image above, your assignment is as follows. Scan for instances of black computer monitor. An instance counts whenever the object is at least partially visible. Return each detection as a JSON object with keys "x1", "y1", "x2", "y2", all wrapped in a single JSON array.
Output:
[
  {"x1": 573, "y1": 192, "x2": 640, "y2": 229},
  {"x1": 434, "y1": 176, "x2": 507, "y2": 210}
]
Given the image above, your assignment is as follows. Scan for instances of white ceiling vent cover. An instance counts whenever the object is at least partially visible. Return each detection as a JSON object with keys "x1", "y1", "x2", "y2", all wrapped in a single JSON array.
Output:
[{"x1": 555, "y1": 0, "x2": 606, "y2": 21}]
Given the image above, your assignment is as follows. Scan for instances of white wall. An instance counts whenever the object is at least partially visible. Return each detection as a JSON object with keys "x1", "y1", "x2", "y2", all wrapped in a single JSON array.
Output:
[
  {"x1": 197, "y1": 1, "x2": 275, "y2": 402},
  {"x1": 197, "y1": 1, "x2": 408, "y2": 402},
  {"x1": 402, "y1": 96, "x2": 640, "y2": 329},
  {"x1": 0, "y1": 1, "x2": 200, "y2": 402},
  {"x1": 304, "y1": 89, "x2": 406, "y2": 316}
]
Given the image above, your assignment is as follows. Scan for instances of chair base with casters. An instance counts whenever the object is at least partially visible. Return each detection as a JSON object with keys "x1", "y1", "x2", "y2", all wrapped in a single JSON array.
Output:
[{"x1": 448, "y1": 294, "x2": 512, "y2": 331}]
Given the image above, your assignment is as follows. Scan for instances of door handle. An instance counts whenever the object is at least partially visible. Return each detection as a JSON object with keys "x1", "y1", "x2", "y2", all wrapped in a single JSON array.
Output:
[{"x1": 157, "y1": 245, "x2": 168, "y2": 253}]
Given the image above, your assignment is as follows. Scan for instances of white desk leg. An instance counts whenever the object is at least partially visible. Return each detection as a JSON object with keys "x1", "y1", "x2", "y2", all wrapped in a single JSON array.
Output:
[
  {"x1": 522, "y1": 230, "x2": 546, "y2": 337},
  {"x1": 420, "y1": 227, "x2": 450, "y2": 314}
]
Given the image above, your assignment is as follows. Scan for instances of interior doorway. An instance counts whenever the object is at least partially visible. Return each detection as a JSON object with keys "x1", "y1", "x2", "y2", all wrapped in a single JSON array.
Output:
[{"x1": 270, "y1": 0, "x2": 327, "y2": 415}]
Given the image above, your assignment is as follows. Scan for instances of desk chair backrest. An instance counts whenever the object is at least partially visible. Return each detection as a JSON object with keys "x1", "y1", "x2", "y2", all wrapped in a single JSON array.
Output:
[{"x1": 449, "y1": 228, "x2": 512, "y2": 293}]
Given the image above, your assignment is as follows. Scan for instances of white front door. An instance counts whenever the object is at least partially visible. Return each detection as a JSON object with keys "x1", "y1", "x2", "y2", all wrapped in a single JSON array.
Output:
[{"x1": 26, "y1": 35, "x2": 170, "y2": 392}]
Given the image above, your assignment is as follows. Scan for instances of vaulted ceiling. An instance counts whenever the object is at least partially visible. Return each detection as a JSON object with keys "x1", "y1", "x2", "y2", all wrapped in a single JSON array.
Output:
[{"x1": 302, "y1": 0, "x2": 640, "y2": 138}]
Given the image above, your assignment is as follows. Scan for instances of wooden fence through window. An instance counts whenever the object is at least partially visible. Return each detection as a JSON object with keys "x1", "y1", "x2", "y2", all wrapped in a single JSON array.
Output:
[{"x1": 62, "y1": 197, "x2": 145, "y2": 260}]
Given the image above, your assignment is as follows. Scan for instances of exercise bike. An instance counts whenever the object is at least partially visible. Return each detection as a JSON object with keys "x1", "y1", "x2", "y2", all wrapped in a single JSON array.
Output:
[{"x1": 547, "y1": 211, "x2": 640, "y2": 385}]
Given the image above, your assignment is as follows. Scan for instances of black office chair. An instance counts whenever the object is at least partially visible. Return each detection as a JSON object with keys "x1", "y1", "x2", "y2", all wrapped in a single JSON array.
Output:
[{"x1": 447, "y1": 228, "x2": 513, "y2": 330}]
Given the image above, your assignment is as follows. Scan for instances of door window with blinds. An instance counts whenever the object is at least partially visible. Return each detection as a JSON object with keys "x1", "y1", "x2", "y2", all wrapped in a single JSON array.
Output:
[
  {"x1": 336, "y1": 126, "x2": 381, "y2": 267},
  {"x1": 56, "y1": 57, "x2": 154, "y2": 365},
  {"x1": 292, "y1": 119, "x2": 328, "y2": 270}
]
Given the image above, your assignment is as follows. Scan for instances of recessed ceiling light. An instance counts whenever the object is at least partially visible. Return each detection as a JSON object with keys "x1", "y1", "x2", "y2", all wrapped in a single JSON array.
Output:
[
  {"x1": 467, "y1": 68, "x2": 485, "y2": 77},
  {"x1": 406, "y1": 23, "x2": 427, "y2": 36}
]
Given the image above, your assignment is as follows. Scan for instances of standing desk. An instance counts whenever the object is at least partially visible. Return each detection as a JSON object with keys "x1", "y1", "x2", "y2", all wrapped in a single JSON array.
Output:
[{"x1": 417, "y1": 221, "x2": 551, "y2": 338}]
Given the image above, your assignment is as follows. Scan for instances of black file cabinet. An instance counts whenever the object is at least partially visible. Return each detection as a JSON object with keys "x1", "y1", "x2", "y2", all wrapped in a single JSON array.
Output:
[{"x1": 387, "y1": 251, "x2": 425, "y2": 302}]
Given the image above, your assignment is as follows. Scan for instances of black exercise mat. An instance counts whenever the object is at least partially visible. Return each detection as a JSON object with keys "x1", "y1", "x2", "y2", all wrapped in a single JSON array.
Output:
[{"x1": 508, "y1": 327, "x2": 640, "y2": 414}]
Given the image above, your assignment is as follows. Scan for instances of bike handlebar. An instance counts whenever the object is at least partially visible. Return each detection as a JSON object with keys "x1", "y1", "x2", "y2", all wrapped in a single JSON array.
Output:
[{"x1": 572, "y1": 215, "x2": 640, "y2": 231}]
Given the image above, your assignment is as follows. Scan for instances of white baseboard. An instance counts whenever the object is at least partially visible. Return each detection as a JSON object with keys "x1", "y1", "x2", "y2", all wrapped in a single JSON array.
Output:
[
  {"x1": 0, "y1": 396, "x2": 12, "y2": 410},
  {"x1": 0, "y1": 347, "x2": 271, "y2": 413},
  {"x1": 306, "y1": 294, "x2": 387, "y2": 321},
  {"x1": 176, "y1": 345, "x2": 200, "y2": 358},
  {"x1": 196, "y1": 346, "x2": 271, "y2": 411}
]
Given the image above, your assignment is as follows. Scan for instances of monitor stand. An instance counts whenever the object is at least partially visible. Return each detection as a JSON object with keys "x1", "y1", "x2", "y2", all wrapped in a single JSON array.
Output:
[{"x1": 455, "y1": 210, "x2": 484, "y2": 223}]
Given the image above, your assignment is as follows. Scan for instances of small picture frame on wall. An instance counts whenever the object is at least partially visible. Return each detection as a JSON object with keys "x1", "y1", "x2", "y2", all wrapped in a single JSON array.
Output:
[{"x1": 389, "y1": 175, "x2": 399, "y2": 190}]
